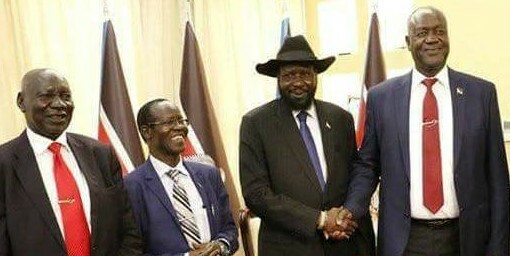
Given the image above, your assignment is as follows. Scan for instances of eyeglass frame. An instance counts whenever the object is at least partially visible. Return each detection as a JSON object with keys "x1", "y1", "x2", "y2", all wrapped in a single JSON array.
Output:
[{"x1": 146, "y1": 118, "x2": 190, "y2": 130}]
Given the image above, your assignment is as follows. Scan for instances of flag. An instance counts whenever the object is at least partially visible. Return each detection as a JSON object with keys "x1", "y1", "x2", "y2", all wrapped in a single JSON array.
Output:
[
  {"x1": 356, "y1": 13, "x2": 386, "y2": 148},
  {"x1": 98, "y1": 20, "x2": 145, "y2": 175},
  {"x1": 276, "y1": 16, "x2": 291, "y2": 98},
  {"x1": 179, "y1": 22, "x2": 241, "y2": 217},
  {"x1": 280, "y1": 17, "x2": 291, "y2": 45}
]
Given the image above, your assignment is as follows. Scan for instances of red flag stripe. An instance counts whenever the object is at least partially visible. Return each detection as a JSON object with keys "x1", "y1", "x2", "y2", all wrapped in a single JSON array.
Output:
[
  {"x1": 98, "y1": 121, "x2": 130, "y2": 175},
  {"x1": 181, "y1": 138, "x2": 197, "y2": 157},
  {"x1": 356, "y1": 98, "x2": 367, "y2": 147},
  {"x1": 183, "y1": 125, "x2": 205, "y2": 156},
  {"x1": 356, "y1": 13, "x2": 386, "y2": 148},
  {"x1": 179, "y1": 21, "x2": 241, "y2": 218},
  {"x1": 181, "y1": 126, "x2": 219, "y2": 168},
  {"x1": 99, "y1": 20, "x2": 145, "y2": 169},
  {"x1": 99, "y1": 104, "x2": 136, "y2": 173}
]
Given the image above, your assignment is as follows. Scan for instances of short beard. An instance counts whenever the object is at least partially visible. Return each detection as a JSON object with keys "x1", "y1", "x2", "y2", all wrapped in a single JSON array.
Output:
[{"x1": 279, "y1": 87, "x2": 314, "y2": 110}]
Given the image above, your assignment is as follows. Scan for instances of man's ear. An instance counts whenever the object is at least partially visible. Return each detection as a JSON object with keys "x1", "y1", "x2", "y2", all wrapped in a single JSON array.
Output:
[
  {"x1": 17, "y1": 92, "x2": 26, "y2": 112},
  {"x1": 405, "y1": 35, "x2": 411, "y2": 51},
  {"x1": 141, "y1": 126, "x2": 151, "y2": 142}
]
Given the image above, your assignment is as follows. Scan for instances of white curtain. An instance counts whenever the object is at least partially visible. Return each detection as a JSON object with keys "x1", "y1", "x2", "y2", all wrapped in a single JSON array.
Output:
[{"x1": 0, "y1": 1, "x2": 305, "y2": 242}]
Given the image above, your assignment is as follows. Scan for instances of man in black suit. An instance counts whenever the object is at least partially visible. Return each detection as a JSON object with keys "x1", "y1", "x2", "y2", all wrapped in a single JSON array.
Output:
[
  {"x1": 239, "y1": 35, "x2": 375, "y2": 256},
  {"x1": 0, "y1": 68, "x2": 142, "y2": 255}
]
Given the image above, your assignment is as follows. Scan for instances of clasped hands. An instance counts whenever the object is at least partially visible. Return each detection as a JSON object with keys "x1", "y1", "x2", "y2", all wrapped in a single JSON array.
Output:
[
  {"x1": 321, "y1": 207, "x2": 357, "y2": 240},
  {"x1": 189, "y1": 240, "x2": 223, "y2": 256}
]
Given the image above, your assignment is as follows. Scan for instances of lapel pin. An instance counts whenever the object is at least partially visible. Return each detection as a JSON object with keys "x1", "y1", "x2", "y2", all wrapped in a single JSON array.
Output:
[
  {"x1": 326, "y1": 122, "x2": 331, "y2": 129},
  {"x1": 456, "y1": 87, "x2": 464, "y2": 96}
]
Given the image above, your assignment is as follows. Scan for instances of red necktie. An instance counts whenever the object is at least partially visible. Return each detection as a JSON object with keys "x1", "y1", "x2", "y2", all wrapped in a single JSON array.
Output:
[
  {"x1": 48, "y1": 142, "x2": 91, "y2": 256},
  {"x1": 422, "y1": 78, "x2": 444, "y2": 214}
]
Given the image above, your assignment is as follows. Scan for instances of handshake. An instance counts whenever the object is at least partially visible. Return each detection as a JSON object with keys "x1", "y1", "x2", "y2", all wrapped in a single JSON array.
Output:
[{"x1": 317, "y1": 206, "x2": 357, "y2": 240}]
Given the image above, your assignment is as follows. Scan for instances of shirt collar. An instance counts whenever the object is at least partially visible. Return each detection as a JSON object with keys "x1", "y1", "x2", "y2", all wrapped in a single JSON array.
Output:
[
  {"x1": 292, "y1": 102, "x2": 318, "y2": 121},
  {"x1": 149, "y1": 155, "x2": 188, "y2": 179},
  {"x1": 26, "y1": 127, "x2": 69, "y2": 155},
  {"x1": 412, "y1": 65, "x2": 449, "y2": 89}
]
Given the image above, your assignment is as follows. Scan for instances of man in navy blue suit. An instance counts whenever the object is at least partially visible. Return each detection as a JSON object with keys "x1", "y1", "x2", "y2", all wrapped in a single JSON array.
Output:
[
  {"x1": 345, "y1": 6, "x2": 509, "y2": 256},
  {"x1": 125, "y1": 99, "x2": 238, "y2": 256}
]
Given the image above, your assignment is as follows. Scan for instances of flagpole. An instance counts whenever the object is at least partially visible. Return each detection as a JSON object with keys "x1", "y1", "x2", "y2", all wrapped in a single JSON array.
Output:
[
  {"x1": 103, "y1": 0, "x2": 110, "y2": 21},
  {"x1": 300, "y1": 0, "x2": 306, "y2": 34},
  {"x1": 282, "y1": 0, "x2": 289, "y2": 17},
  {"x1": 186, "y1": 0, "x2": 195, "y2": 27},
  {"x1": 369, "y1": 0, "x2": 379, "y2": 14}
]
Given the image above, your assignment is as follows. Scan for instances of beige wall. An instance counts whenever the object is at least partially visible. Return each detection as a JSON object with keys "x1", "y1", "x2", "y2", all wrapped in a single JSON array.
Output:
[
  {"x1": 307, "y1": 0, "x2": 510, "y2": 122},
  {"x1": 305, "y1": 0, "x2": 510, "y2": 176}
]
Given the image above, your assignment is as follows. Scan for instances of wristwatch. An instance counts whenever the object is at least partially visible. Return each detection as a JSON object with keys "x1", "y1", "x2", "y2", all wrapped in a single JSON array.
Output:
[{"x1": 216, "y1": 240, "x2": 230, "y2": 256}]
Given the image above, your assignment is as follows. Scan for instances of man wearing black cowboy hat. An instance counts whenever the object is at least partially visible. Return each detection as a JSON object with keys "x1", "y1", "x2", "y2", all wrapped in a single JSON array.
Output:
[{"x1": 239, "y1": 35, "x2": 375, "y2": 255}]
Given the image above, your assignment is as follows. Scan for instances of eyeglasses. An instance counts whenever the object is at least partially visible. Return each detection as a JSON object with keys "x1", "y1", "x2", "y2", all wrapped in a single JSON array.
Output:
[{"x1": 147, "y1": 118, "x2": 190, "y2": 129}]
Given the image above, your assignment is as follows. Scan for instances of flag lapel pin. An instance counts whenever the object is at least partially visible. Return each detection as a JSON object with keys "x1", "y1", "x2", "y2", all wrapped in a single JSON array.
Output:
[{"x1": 456, "y1": 87, "x2": 464, "y2": 96}]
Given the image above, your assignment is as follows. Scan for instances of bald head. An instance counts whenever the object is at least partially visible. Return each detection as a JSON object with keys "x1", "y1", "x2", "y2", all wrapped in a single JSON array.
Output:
[
  {"x1": 17, "y1": 68, "x2": 74, "y2": 140},
  {"x1": 407, "y1": 6, "x2": 447, "y2": 36},
  {"x1": 21, "y1": 69, "x2": 68, "y2": 92},
  {"x1": 405, "y1": 6, "x2": 450, "y2": 77}
]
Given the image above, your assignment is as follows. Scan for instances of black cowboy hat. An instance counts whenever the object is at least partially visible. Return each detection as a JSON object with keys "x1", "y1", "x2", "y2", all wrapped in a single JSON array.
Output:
[{"x1": 256, "y1": 35, "x2": 335, "y2": 77}]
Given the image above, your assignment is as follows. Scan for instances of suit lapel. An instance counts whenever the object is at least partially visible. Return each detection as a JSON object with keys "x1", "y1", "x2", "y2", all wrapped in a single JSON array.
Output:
[
  {"x1": 66, "y1": 134, "x2": 102, "y2": 248},
  {"x1": 184, "y1": 162, "x2": 215, "y2": 235},
  {"x1": 393, "y1": 73, "x2": 412, "y2": 180},
  {"x1": 143, "y1": 161, "x2": 180, "y2": 224},
  {"x1": 13, "y1": 131, "x2": 66, "y2": 250},
  {"x1": 67, "y1": 135, "x2": 101, "y2": 188},
  {"x1": 184, "y1": 162, "x2": 209, "y2": 209},
  {"x1": 274, "y1": 100, "x2": 323, "y2": 193},
  {"x1": 448, "y1": 69, "x2": 466, "y2": 172}
]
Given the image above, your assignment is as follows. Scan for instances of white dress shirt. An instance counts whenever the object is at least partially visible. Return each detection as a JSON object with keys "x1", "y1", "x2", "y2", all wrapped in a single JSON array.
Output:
[
  {"x1": 292, "y1": 103, "x2": 328, "y2": 182},
  {"x1": 409, "y1": 66, "x2": 459, "y2": 219},
  {"x1": 26, "y1": 128, "x2": 91, "y2": 235},
  {"x1": 150, "y1": 155, "x2": 211, "y2": 243}
]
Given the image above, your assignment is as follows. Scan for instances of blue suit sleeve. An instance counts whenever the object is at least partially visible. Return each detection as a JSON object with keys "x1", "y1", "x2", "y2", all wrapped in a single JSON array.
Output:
[
  {"x1": 485, "y1": 84, "x2": 509, "y2": 255},
  {"x1": 209, "y1": 168, "x2": 239, "y2": 254},
  {"x1": 344, "y1": 90, "x2": 380, "y2": 218}
]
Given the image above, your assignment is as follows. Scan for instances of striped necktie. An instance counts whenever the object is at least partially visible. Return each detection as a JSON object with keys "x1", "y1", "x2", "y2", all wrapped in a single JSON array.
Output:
[{"x1": 168, "y1": 169, "x2": 201, "y2": 247}]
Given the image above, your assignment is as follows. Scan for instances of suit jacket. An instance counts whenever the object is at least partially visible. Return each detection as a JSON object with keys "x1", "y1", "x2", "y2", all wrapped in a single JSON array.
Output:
[
  {"x1": 345, "y1": 68, "x2": 510, "y2": 256},
  {"x1": 124, "y1": 160, "x2": 238, "y2": 256},
  {"x1": 240, "y1": 99, "x2": 375, "y2": 256},
  {"x1": 0, "y1": 131, "x2": 143, "y2": 256}
]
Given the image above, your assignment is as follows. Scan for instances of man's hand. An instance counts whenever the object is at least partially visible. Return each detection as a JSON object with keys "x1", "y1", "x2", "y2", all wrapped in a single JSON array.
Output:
[
  {"x1": 322, "y1": 207, "x2": 358, "y2": 240},
  {"x1": 322, "y1": 207, "x2": 341, "y2": 234},
  {"x1": 189, "y1": 242, "x2": 221, "y2": 256},
  {"x1": 335, "y1": 207, "x2": 357, "y2": 238}
]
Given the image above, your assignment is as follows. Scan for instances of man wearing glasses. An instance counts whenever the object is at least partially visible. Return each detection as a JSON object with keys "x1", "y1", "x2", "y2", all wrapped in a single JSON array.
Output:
[{"x1": 125, "y1": 99, "x2": 238, "y2": 256}]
